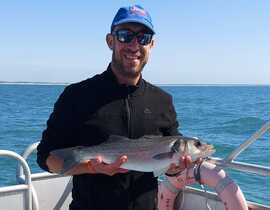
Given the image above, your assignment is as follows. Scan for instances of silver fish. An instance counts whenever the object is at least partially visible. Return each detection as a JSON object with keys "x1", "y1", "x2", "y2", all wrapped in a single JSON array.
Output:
[{"x1": 51, "y1": 135, "x2": 215, "y2": 176}]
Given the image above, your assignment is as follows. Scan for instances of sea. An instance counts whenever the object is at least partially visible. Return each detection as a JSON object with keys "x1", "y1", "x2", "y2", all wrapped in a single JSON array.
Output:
[{"x1": 0, "y1": 84, "x2": 269, "y2": 206}]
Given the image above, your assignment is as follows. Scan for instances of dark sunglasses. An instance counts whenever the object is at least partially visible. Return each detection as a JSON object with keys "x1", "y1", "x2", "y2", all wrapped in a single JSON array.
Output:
[{"x1": 112, "y1": 29, "x2": 153, "y2": 45}]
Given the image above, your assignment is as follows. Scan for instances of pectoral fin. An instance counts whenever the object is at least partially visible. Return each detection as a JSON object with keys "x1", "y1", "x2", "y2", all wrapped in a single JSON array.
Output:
[{"x1": 152, "y1": 151, "x2": 174, "y2": 160}]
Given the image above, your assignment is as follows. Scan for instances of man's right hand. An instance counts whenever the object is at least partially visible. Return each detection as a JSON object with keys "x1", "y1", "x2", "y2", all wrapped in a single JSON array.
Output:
[
  {"x1": 46, "y1": 154, "x2": 129, "y2": 176},
  {"x1": 88, "y1": 155, "x2": 129, "y2": 176}
]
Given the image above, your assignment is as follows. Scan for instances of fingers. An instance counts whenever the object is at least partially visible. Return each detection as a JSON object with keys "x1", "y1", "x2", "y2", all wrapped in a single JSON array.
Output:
[
  {"x1": 91, "y1": 156, "x2": 103, "y2": 165},
  {"x1": 166, "y1": 163, "x2": 182, "y2": 175},
  {"x1": 111, "y1": 155, "x2": 128, "y2": 169},
  {"x1": 107, "y1": 155, "x2": 129, "y2": 175},
  {"x1": 165, "y1": 155, "x2": 194, "y2": 176},
  {"x1": 90, "y1": 155, "x2": 129, "y2": 176},
  {"x1": 195, "y1": 157, "x2": 203, "y2": 164},
  {"x1": 179, "y1": 155, "x2": 203, "y2": 168},
  {"x1": 89, "y1": 156, "x2": 103, "y2": 173},
  {"x1": 180, "y1": 155, "x2": 192, "y2": 168}
]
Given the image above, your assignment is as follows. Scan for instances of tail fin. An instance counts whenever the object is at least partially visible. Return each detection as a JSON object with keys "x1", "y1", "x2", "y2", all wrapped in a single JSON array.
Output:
[{"x1": 50, "y1": 146, "x2": 83, "y2": 174}]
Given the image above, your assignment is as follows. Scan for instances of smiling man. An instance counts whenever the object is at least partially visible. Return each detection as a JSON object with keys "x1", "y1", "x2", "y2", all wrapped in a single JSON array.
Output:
[
  {"x1": 108, "y1": 7, "x2": 155, "y2": 85},
  {"x1": 37, "y1": 5, "x2": 188, "y2": 210}
]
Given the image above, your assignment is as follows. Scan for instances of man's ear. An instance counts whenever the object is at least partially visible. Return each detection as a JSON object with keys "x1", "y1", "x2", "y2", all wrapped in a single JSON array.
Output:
[
  {"x1": 150, "y1": 38, "x2": 155, "y2": 49},
  {"x1": 106, "y1": 34, "x2": 113, "y2": 50}
]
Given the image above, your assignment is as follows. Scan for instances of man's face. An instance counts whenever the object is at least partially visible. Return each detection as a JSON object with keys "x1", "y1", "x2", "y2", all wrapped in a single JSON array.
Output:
[{"x1": 107, "y1": 23, "x2": 154, "y2": 80}]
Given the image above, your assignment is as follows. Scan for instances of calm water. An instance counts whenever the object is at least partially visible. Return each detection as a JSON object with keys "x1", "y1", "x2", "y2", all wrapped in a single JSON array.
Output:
[{"x1": 0, "y1": 84, "x2": 269, "y2": 205}]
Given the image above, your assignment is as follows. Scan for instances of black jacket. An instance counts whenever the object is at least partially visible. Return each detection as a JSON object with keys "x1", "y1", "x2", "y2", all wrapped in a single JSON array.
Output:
[{"x1": 37, "y1": 65, "x2": 180, "y2": 210}]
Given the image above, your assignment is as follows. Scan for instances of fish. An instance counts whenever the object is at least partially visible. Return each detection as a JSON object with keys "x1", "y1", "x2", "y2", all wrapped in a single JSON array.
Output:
[{"x1": 51, "y1": 135, "x2": 215, "y2": 176}]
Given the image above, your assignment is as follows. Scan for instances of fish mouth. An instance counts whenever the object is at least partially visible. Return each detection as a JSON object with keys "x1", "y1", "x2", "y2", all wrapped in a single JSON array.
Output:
[
  {"x1": 202, "y1": 144, "x2": 215, "y2": 152},
  {"x1": 186, "y1": 137, "x2": 215, "y2": 155},
  {"x1": 198, "y1": 144, "x2": 216, "y2": 157}
]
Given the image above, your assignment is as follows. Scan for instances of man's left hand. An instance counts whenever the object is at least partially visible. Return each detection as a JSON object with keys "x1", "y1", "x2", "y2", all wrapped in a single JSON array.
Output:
[{"x1": 166, "y1": 155, "x2": 202, "y2": 176}]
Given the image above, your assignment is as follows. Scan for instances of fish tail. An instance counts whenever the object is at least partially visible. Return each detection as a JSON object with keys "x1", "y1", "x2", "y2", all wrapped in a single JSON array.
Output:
[{"x1": 50, "y1": 147, "x2": 81, "y2": 174}]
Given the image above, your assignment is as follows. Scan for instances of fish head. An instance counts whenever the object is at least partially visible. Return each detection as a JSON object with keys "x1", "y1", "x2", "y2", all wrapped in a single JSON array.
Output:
[
  {"x1": 173, "y1": 136, "x2": 215, "y2": 160},
  {"x1": 152, "y1": 135, "x2": 214, "y2": 162}
]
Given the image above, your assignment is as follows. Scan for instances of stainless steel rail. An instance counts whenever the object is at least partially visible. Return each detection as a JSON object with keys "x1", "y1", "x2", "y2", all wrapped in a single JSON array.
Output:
[
  {"x1": 225, "y1": 120, "x2": 270, "y2": 162},
  {"x1": 209, "y1": 157, "x2": 270, "y2": 176},
  {"x1": 17, "y1": 121, "x2": 270, "y2": 178},
  {"x1": 0, "y1": 150, "x2": 33, "y2": 210},
  {"x1": 16, "y1": 142, "x2": 40, "y2": 183},
  {"x1": 209, "y1": 120, "x2": 270, "y2": 176},
  {"x1": 15, "y1": 120, "x2": 270, "y2": 209}
]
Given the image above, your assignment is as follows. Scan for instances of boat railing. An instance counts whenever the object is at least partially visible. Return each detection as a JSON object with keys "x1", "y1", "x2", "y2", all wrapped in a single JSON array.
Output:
[
  {"x1": 209, "y1": 120, "x2": 270, "y2": 176},
  {"x1": 3, "y1": 120, "x2": 270, "y2": 210},
  {"x1": 16, "y1": 142, "x2": 64, "y2": 182},
  {"x1": 16, "y1": 120, "x2": 270, "y2": 183},
  {"x1": 0, "y1": 149, "x2": 37, "y2": 210},
  {"x1": 16, "y1": 142, "x2": 72, "y2": 210}
]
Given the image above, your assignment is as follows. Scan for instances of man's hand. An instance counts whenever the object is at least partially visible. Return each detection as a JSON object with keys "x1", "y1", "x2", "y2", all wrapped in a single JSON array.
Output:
[
  {"x1": 166, "y1": 155, "x2": 202, "y2": 176},
  {"x1": 89, "y1": 155, "x2": 129, "y2": 176}
]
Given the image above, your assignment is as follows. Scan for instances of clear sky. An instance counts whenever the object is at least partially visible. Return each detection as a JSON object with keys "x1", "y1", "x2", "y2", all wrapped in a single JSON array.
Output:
[{"x1": 1, "y1": 0, "x2": 270, "y2": 84}]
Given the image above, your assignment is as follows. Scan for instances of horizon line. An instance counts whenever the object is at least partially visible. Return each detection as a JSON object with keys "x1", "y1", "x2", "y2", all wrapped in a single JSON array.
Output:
[{"x1": 0, "y1": 81, "x2": 270, "y2": 86}]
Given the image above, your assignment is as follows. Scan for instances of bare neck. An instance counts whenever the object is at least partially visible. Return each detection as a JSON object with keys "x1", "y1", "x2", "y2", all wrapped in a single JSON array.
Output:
[{"x1": 111, "y1": 67, "x2": 140, "y2": 86}]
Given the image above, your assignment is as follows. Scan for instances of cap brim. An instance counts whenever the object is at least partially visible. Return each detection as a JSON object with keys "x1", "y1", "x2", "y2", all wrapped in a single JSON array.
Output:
[{"x1": 112, "y1": 18, "x2": 155, "y2": 34}]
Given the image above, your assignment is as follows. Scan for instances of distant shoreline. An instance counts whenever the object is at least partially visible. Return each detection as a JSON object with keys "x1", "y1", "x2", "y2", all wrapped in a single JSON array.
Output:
[
  {"x1": 0, "y1": 81, "x2": 269, "y2": 87},
  {"x1": 0, "y1": 81, "x2": 69, "y2": 86}
]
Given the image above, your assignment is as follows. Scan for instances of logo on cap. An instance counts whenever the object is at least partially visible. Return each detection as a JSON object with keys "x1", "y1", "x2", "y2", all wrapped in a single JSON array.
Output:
[
  {"x1": 130, "y1": 5, "x2": 147, "y2": 16},
  {"x1": 111, "y1": 5, "x2": 155, "y2": 34}
]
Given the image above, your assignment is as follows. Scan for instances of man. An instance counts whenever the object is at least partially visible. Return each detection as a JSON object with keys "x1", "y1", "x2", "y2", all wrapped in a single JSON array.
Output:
[{"x1": 37, "y1": 5, "x2": 190, "y2": 210}]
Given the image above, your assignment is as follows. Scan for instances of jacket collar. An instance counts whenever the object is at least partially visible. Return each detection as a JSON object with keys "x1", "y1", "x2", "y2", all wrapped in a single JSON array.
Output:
[{"x1": 103, "y1": 63, "x2": 145, "y2": 97}]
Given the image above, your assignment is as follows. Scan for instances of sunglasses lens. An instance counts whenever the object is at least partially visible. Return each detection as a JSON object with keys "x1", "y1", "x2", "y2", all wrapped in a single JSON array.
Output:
[
  {"x1": 137, "y1": 33, "x2": 153, "y2": 45},
  {"x1": 116, "y1": 30, "x2": 133, "y2": 43},
  {"x1": 113, "y1": 30, "x2": 153, "y2": 45}
]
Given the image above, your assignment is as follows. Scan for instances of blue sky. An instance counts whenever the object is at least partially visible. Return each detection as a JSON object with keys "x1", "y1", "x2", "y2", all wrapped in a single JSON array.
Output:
[{"x1": 1, "y1": 1, "x2": 270, "y2": 84}]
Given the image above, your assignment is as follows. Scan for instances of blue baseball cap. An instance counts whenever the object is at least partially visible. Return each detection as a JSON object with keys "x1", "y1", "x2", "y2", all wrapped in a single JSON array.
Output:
[{"x1": 111, "y1": 5, "x2": 155, "y2": 34}]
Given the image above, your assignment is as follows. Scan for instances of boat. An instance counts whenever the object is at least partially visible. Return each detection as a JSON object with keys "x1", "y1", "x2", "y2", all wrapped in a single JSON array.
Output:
[{"x1": 0, "y1": 121, "x2": 270, "y2": 210}]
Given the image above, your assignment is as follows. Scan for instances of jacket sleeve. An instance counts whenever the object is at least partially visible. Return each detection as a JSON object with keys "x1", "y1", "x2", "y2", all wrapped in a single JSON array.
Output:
[{"x1": 36, "y1": 85, "x2": 81, "y2": 172}]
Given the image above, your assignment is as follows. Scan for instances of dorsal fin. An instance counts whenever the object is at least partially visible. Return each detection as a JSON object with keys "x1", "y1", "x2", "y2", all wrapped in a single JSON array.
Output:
[{"x1": 108, "y1": 135, "x2": 162, "y2": 142}]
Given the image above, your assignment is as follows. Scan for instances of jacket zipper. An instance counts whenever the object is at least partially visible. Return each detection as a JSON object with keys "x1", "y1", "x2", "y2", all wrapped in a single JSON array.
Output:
[
  {"x1": 125, "y1": 95, "x2": 134, "y2": 210},
  {"x1": 125, "y1": 95, "x2": 132, "y2": 137}
]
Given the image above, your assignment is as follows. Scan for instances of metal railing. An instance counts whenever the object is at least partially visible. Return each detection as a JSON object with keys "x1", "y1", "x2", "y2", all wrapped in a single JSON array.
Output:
[
  {"x1": 16, "y1": 142, "x2": 66, "y2": 210},
  {"x1": 7, "y1": 120, "x2": 270, "y2": 209},
  {"x1": 209, "y1": 120, "x2": 270, "y2": 176},
  {"x1": 0, "y1": 150, "x2": 34, "y2": 210}
]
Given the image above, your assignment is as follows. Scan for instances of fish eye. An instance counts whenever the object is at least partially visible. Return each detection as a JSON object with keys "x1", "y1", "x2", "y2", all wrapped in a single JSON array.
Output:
[{"x1": 194, "y1": 140, "x2": 202, "y2": 147}]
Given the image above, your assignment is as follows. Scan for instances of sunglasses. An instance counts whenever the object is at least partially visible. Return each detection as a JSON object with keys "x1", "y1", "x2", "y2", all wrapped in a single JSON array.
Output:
[{"x1": 112, "y1": 29, "x2": 153, "y2": 45}]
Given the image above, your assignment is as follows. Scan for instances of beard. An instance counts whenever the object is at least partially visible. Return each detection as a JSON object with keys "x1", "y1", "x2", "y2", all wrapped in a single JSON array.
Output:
[{"x1": 111, "y1": 51, "x2": 147, "y2": 79}]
